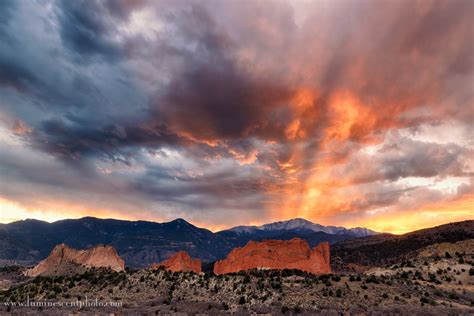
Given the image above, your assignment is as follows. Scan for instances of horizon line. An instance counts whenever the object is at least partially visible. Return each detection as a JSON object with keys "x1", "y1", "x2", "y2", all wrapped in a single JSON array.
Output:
[{"x1": 2, "y1": 214, "x2": 471, "y2": 235}]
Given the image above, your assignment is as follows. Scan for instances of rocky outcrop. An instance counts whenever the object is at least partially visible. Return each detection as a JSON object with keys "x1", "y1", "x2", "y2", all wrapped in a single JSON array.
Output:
[
  {"x1": 418, "y1": 239, "x2": 474, "y2": 258},
  {"x1": 150, "y1": 251, "x2": 201, "y2": 273},
  {"x1": 214, "y1": 238, "x2": 330, "y2": 275},
  {"x1": 0, "y1": 279, "x2": 12, "y2": 291},
  {"x1": 24, "y1": 244, "x2": 125, "y2": 277}
]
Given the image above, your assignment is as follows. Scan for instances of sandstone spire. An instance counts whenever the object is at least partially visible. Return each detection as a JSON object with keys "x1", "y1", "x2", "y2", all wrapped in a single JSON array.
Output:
[
  {"x1": 25, "y1": 244, "x2": 125, "y2": 277},
  {"x1": 150, "y1": 251, "x2": 201, "y2": 273},
  {"x1": 214, "y1": 238, "x2": 330, "y2": 275}
]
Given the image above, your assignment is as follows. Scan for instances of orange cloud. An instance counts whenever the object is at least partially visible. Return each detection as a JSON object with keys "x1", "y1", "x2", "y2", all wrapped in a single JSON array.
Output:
[{"x1": 324, "y1": 91, "x2": 379, "y2": 144}]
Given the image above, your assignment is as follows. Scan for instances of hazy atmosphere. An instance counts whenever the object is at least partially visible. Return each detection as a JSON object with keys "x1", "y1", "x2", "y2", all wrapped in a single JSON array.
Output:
[{"x1": 0, "y1": 0, "x2": 473, "y2": 233}]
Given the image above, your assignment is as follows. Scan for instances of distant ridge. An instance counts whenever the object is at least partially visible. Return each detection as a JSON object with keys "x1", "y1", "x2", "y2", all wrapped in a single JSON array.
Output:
[{"x1": 224, "y1": 218, "x2": 378, "y2": 237}]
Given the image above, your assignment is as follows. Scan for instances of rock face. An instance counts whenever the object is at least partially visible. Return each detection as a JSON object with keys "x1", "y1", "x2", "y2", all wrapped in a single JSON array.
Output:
[
  {"x1": 150, "y1": 251, "x2": 201, "y2": 273},
  {"x1": 214, "y1": 238, "x2": 330, "y2": 275},
  {"x1": 25, "y1": 244, "x2": 125, "y2": 277}
]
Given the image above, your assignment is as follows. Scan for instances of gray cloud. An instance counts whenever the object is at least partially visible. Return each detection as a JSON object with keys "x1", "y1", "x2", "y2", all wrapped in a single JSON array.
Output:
[{"x1": 338, "y1": 138, "x2": 473, "y2": 185}]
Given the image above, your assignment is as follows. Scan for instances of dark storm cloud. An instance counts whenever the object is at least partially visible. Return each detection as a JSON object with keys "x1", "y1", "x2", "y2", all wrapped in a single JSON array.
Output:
[
  {"x1": 33, "y1": 118, "x2": 182, "y2": 162},
  {"x1": 160, "y1": 53, "x2": 293, "y2": 141},
  {"x1": 147, "y1": 3, "x2": 297, "y2": 143},
  {"x1": 0, "y1": 1, "x2": 41, "y2": 93},
  {"x1": 132, "y1": 163, "x2": 274, "y2": 211},
  {"x1": 56, "y1": 0, "x2": 122, "y2": 60},
  {"x1": 0, "y1": 2, "x2": 137, "y2": 112},
  {"x1": 13, "y1": 2, "x2": 295, "y2": 163},
  {"x1": 0, "y1": 56, "x2": 40, "y2": 93}
]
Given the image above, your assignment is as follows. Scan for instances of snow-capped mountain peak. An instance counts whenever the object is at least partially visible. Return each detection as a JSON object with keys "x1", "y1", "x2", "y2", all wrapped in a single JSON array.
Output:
[
  {"x1": 226, "y1": 218, "x2": 378, "y2": 237},
  {"x1": 259, "y1": 218, "x2": 325, "y2": 232}
]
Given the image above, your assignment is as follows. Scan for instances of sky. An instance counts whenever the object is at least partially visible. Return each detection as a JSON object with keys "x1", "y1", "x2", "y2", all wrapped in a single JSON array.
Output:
[{"x1": 0, "y1": 0, "x2": 473, "y2": 234}]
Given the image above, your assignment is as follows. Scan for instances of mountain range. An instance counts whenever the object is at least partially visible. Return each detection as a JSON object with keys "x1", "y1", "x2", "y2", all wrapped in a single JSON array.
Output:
[
  {"x1": 0, "y1": 217, "x2": 376, "y2": 268},
  {"x1": 227, "y1": 218, "x2": 377, "y2": 236},
  {"x1": 2, "y1": 217, "x2": 472, "y2": 270}
]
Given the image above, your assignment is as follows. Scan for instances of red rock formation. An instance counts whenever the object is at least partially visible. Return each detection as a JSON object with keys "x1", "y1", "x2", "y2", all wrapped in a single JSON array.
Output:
[
  {"x1": 25, "y1": 244, "x2": 125, "y2": 277},
  {"x1": 214, "y1": 238, "x2": 331, "y2": 275},
  {"x1": 150, "y1": 251, "x2": 201, "y2": 273}
]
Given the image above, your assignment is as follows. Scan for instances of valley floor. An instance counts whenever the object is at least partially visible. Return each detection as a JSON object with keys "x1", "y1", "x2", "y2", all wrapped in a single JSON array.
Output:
[{"x1": 0, "y1": 258, "x2": 473, "y2": 315}]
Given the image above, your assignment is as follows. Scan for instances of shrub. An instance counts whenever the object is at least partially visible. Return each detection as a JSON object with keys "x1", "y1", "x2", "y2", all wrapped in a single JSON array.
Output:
[
  {"x1": 243, "y1": 275, "x2": 250, "y2": 284},
  {"x1": 52, "y1": 285, "x2": 62, "y2": 294},
  {"x1": 428, "y1": 274, "x2": 437, "y2": 283},
  {"x1": 366, "y1": 275, "x2": 379, "y2": 284},
  {"x1": 281, "y1": 306, "x2": 290, "y2": 313},
  {"x1": 448, "y1": 293, "x2": 458, "y2": 300}
]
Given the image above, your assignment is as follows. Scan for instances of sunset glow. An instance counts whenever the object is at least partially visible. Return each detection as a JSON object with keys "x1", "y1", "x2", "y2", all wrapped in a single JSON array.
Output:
[{"x1": 0, "y1": 0, "x2": 472, "y2": 233}]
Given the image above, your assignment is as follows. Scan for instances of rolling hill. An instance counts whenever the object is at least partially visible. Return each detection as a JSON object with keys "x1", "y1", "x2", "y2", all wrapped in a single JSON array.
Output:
[{"x1": 331, "y1": 220, "x2": 474, "y2": 267}]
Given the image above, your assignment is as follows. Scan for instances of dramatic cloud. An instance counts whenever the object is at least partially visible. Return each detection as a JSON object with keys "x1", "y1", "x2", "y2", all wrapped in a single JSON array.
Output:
[{"x1": 0, "y1": 0, "x2": 472, "y2": 232}]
